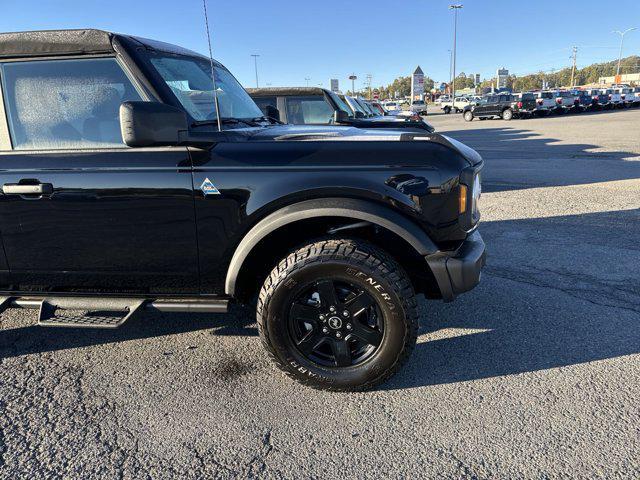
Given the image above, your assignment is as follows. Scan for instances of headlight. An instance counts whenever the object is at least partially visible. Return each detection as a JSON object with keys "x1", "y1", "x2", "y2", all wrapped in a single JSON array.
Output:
[{"x1": 471, "y1": 173, "x2": 481, "y2": 218}]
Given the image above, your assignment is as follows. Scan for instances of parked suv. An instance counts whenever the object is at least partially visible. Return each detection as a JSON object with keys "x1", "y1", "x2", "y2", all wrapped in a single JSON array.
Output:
[
  {"x1": 0, "y1": 29, "x2": 485, "y2": 391},
  {"x1": 462, "y1": 93, "x2": 535, "y2": 121},
  {"x1": 248, "y1": 87, "x2": 432, "y2": 131}
]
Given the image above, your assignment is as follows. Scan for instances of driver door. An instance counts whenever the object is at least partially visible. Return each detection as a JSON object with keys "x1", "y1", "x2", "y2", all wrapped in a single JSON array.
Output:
[{"x1": 0, "y1": 56, "x2": 199, "y2": 293}]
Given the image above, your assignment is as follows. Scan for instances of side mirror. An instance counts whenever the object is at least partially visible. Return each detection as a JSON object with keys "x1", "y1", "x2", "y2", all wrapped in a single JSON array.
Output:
[
  {"x1": 333, "y1": 110, "x2": 350, "y2": 124},
  {"x1": 120, "y1": 101, "x2": 188, "y2": 147},
  {"x1": 354, "y1": 111, "x2": 365, "y2": 119},
  {"x1": 265, "y1": 104, "x2": 281, "y2": 122}
]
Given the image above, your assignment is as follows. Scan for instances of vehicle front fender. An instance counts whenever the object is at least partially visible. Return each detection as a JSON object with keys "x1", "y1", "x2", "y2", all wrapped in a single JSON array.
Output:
[{"x1": 224, "y1": 197, "x2": 439, "y2": 297}]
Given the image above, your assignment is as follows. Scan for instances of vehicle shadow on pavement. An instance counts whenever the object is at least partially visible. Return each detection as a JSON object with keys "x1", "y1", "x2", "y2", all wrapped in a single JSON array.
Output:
[
  {"x1": 0, "y1": 304, "x2": 258, "y2": 360},
  {"x1": 441, "y1": 125, "x2": 640, "y2": 193},
  {"x1": 383, "y1": 208, "x2": 640, "y2": 391}
]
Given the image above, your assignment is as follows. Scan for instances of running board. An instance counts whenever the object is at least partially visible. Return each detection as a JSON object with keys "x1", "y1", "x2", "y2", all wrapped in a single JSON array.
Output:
[{"x1": 0, "y1": 295, "x2": 229, "y2": 329}]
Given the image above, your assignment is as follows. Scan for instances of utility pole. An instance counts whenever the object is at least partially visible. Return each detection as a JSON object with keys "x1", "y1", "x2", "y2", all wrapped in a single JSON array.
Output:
[
  {"x1": 305, "y1": 77, "x2": 310, "y2": 87},
  {"x1": 570, "y1": 46, "x2": 578, "y2": 88},
  {"x1": 251, "y1": 54, "x2": 260, "y2": 88},
  {"x1": 612, "y1": 28, "x2": 636, "y2": 78},
  {"x1": 366, "y1": 74, "x2": 372, "y2": 99},
  {"x1": 448, "y1": 49, "x2": 453, "y2": 92},
  {"x1": 449, "y1": 4, "x2": 463, "y2": 110}
]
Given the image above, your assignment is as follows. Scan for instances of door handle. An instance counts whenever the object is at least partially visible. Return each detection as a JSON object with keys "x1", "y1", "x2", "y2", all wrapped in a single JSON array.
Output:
[{"x1": 2, "y1": 183, "x2": 53, "y2": 195}]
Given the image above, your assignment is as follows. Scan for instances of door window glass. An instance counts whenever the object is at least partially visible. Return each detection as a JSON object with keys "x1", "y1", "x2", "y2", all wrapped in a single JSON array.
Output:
[
  {"x1": 252, "y1": 96, "x2": 277, "y2": 116},
  {"x1": 285, "y1": 96, "x2": 334, "y2": 124},
  {"x1": 1, "y1": 57, "x2": 143, "y2": 150}
]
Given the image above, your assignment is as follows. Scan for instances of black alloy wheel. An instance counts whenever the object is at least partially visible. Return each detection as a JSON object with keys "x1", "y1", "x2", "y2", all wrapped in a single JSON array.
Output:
[{"x1": 287, "y1": 279, "x2": 383, "y2": 368}]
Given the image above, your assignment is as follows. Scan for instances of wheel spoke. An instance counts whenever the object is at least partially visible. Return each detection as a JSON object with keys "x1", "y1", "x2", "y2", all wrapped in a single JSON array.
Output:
[
  {"x1": 330, "y1": 340, "x2": 352, "y2": 367},
  {"x1": 290, "y1": 303, "x2": 320, "y2": 325},
  {"x1": 351, "y1": 321, "x2": 383, "y2": 347},
  {"x1": 345, "y1": 291, "x2": 374, "y2": 316},
  {"x1": 297, "y1": 330, "x2": 324, "y2": 355},
  {"x1": 316, "y1": 280, "x2": 339, "y2": 308}
]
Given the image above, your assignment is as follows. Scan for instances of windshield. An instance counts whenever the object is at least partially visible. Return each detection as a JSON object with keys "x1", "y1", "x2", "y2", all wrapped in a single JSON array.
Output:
[
  {"x1": 327, "y1": 91, "x2": 353, "y2": 116},
  {"x1": 147, "y1": 53, "x2": 262, "y2": 122},
  {"x1": 357, "y1": 99, "x2": 377, "y2": 116},
  {"x1": 344, "y1": 95, "x2": 367, "y2": 115}
]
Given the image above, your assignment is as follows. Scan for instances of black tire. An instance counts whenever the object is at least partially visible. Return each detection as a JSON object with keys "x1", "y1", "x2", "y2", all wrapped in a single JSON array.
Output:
[
  {"x1": 502, "y1": 108, "x2": 513, "y2": 121},
  {"x1": 443, "y1": 106, "x2": 451, "y2": 114},
  {"x1": 463, "y1": 110, "x2": 474, "y2": 122},
  {"x1": 257, "y1": 238, "x2": 418, "y2": 392}
]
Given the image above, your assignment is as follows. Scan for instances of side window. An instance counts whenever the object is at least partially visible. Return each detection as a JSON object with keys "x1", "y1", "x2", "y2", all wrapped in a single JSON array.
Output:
[
  {"x1": 285, "y1": 96, "x2": 334, "y2": 124},
  {"x1": 0, "y1": 57, "x2": 143, "y2": 150},
  {"x1": 252, "y1": 96, "x2": 277, "y2": 116}
]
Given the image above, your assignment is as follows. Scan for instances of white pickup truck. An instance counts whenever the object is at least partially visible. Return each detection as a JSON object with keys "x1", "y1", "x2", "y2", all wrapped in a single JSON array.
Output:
[
  {"x1": 602, "y1": 88, "x2": 622, "y2": 108},
  {"x1": 532, "y1": 91, "x2": 555, "y2": 114},
  {"x1": 440, "y1": 96, "x2": 473, "y2": 114}
]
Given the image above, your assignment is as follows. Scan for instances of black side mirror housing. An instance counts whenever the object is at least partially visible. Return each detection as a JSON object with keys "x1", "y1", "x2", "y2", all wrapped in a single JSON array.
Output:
[
  {"x1": 333, "y1": 110, "x2": 350, "y2": 124},
  {"x1": 354, "y1": 111, "x2": 365, "y2": 119},
  {"x1": 265, "y1": 104, "x2": 281, "y2": 122},
  {"x1": 120, "y1": 101, "x2": 188, "y2": 147}
]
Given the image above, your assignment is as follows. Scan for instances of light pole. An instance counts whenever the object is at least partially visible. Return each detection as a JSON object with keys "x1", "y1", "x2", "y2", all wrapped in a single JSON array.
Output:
[
  {"x1": 448, "y1": 49, "x2": 453, "y2": 91},
  {"x1": 449, "y1": 4, "x2": 463, "y2": 110},
  {"x1": 612, "y1": 28, "x2": 636, "y2": 77},
  {"x1": 349, "y1": 74, "x2": 357, "y2": 96},
  {"x1": 305, "y1": 77, "x2": 311, "y2": 87},
  {"x1": 251, "y1": 54, "x2": 260, "y2": 88}
]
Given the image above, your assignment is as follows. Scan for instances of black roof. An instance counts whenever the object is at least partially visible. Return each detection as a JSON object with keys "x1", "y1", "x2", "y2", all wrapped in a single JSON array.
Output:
[
  {"x1": 246, "y1": 87, "x2": 331, "y2": 97},
  {"x1": 0, "y1": 28, "x2": 208, "y2": 60}
]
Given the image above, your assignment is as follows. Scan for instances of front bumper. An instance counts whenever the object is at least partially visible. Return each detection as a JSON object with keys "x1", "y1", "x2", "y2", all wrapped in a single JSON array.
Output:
[{"x1": 425, "y1": 230, "x2": 486, "y2": 302}]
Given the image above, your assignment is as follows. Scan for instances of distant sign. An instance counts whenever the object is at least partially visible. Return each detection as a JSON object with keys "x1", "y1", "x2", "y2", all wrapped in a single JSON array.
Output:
[
  {"x1": 348, "y1": 75, "x2": 357, "y2": 81},
  {"x1": 439, "y1": 83, "x2": 447, "y2": 92},
  {"x1": 497, "y1": 67, "x2": 509, "y2": 89},
  {"x1": 475, "y1": 73, "x2": 481, "y2": 86},
  {"x1": 330, "y1": 79, "x2": 339, "y2": 93},
  {"x1": 411, "y1": 66, "x2": 425, "y2": 101}
]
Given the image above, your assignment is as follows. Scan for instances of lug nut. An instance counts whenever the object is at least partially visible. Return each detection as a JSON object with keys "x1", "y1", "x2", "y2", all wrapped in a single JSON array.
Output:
[
  {"x1": 335, "y1": 332, "x2": 342, "y2": 338},
  {"x1": 319, "y1": 315, "x2": 325, "y2": 321},
  {"x1": 343, "y1": 310, "x2": 349, "y2": 317},
  {"x1": 322, "y1": 327, "x2": 329, "y2": 334},
  {"x1": 346, "y1": 323, "x2": 352, "y2": 330},
  {"x1": 329, "y1": 306, "x2": 336, "y2": 313}
]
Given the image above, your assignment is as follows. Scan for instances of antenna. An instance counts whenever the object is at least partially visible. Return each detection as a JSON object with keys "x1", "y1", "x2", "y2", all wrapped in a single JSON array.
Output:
[{"x1": 202, "y1": 0, "x2": 222, "y2": 132}]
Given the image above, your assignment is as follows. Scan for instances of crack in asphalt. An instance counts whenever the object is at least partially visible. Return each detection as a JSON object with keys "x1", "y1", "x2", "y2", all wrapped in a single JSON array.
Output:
[{"x1": 486, "y1": 266, "x2": 640, "y2": 315}]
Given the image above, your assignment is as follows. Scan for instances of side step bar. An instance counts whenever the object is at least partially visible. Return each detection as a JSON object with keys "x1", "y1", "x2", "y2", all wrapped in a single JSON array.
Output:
[{"x1": 0, "y1": 295, "x2": 229, "y2": 329}]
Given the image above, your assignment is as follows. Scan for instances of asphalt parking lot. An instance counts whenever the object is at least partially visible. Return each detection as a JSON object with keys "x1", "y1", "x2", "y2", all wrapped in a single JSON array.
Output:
[{"x1": 1, "y1": 108, "x2": 639, "y2": 479}]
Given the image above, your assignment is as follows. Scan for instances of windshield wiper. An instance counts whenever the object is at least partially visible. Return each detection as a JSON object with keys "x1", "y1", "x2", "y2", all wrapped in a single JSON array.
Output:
[
  {"x1": 251, "y1": 115, "x2": 283, "y2": 125},
  {"x1": 191, "y1": 117, "x2": 259, "y2": 128}
]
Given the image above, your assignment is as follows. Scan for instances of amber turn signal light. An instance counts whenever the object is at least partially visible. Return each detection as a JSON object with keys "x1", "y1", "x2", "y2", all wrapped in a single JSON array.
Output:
[{"x1": 459, "y1": 184, "x2": 468, "y2": 214}]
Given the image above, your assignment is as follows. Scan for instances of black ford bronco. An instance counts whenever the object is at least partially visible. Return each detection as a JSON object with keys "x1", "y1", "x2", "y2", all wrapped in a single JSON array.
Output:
[{"x1": 0, "y1": 30, "x2": 485, "y2": 391}]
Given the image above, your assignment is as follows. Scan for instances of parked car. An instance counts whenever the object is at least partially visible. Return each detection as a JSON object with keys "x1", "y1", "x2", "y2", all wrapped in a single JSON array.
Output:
[
  {"x1": 409, "y1": 99, "x2": 428, "y2": 115},
  {"x1": 618, "y1": 87, "x2": 636, "y2": 107},
  {"x1": 462, "y1": 93, "x2": 535, "y2": 121},
  {"x1": 602, "y1": 88, "x2": 622, "y2": 108},
  {"x1": 586, "y1": 89, "x2": 609, "y2": 110},
  {"x1": 531, "y1": 91, "x2": 555, "y2": 115},
  {"x1": 551, "y1": 90, "x2": 578, "y2": 112},
  {"x1": 248, "y1": 87, "x2": 433, "y2": 132},
  {"x1": 571, "y1": 90, "x2": 594, "y2": 110},
  {"x1": 0, "y1": 29, "x2": 486, "y2": 391},
  {"x1": 440, "y1": 96, "x2": 473, "y2": 114}
]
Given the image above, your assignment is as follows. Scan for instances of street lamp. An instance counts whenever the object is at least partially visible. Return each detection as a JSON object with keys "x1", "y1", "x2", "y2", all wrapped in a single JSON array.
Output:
[
  {"x1": 449, "y1": 4, "x2": 463, "y2": 110},
  {"x1": 251, "y1": 54, "x2": 260, "y2": 88},
  {"x1": 349, "y1": 74, "x2": 358, "y2": 96},
  {"x1": 612, "y1": 28, "x2": 636, "y2": 77}
]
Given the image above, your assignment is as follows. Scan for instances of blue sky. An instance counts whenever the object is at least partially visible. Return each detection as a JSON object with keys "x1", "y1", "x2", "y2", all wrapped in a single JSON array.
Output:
[{"x1": 1, "y1": 0, "x2": 639, "y2": 90}]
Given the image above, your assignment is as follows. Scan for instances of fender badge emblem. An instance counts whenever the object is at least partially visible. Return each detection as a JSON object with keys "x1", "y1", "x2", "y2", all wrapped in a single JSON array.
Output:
[{"x1": 200, "y1": 178, "x2": 220, "y2": 195}]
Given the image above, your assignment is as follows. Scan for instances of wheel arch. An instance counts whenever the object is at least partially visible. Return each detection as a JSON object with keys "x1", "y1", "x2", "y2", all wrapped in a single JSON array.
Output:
[{"x1": 225, "y1": 198, "x2": 440, "y2": 300}]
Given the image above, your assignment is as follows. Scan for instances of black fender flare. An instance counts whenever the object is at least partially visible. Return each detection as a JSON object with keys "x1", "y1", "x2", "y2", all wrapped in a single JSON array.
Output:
[{"x1": 224, "y1": 197, "x2": 439, "y2": 297}]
